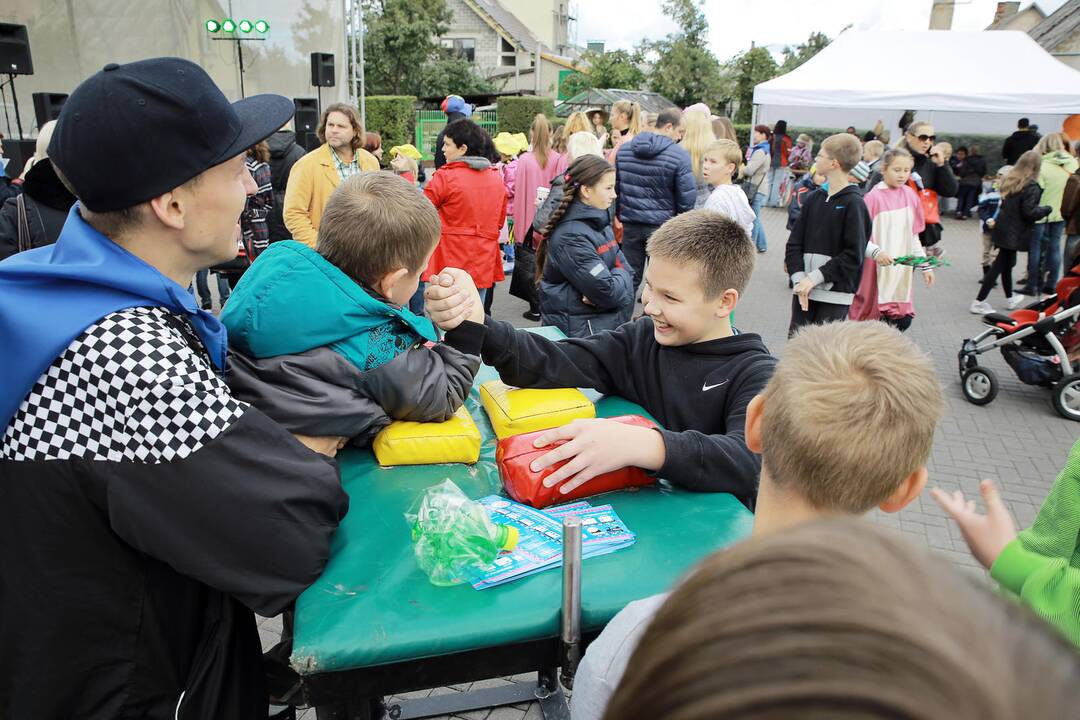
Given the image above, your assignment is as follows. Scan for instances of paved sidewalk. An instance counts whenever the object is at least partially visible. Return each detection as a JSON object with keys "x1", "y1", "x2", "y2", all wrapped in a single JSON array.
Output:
[{"x1": 277, "y1": 207, "x2": 1079, "y2": 719}]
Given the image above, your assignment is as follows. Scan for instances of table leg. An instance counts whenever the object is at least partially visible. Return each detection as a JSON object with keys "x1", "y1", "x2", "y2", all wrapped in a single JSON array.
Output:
[
  {"x1": 535, "y1": 669, "x2": 571, "y2": 720},
  {"x1": 315, "y1": 698, "x2": 384, "y2": 720},
  {"x1": 559, "y1": 516, "x2": 583, "y2": 690}
]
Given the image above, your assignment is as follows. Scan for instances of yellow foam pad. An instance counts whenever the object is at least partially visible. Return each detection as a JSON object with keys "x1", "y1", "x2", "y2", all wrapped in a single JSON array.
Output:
[
  {"x1": 479, "y1": 380, "x2": 595, "y2": 439},
  {"x1": 373, "y1": 406, "x2": 482, "y2": 466}
]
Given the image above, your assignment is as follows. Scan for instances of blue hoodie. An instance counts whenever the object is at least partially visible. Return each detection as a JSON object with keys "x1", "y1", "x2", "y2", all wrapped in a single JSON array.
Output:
[
  {"x1": 220, "y1": 240, "x2": 437, "y2": 372},
  {"x1": 614, "y1": 132, "x2": 696, "y2": 226},
  {"x1": 0, "y1": 205, "x2": 227, "y2": 429}
]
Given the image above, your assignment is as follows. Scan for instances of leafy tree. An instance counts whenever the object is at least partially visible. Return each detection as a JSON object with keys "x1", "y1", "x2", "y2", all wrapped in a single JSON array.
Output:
[
  {"x1": 416, "y1": 52, "x2": 497, "y2": 98},
  {"x1": 728, "y1": 46, "x2": 778, "y2": 123},
  {"x1": 643, "y1": 0, "x2": 724, "y2": 108},
  {"x1": 780, "y1": 31, "x2": 831, "y2": 73},
  {"x1": 360, "y1": 0, "x2": 453, "y2": 95},
  {"x1": 562, "y1": 49, "x2": 647, "y2": 96}
]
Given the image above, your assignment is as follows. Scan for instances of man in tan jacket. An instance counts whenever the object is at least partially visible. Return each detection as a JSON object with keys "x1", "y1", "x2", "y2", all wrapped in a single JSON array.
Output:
[{"x1": 283, "y1": 103, "x2": 379, "y2": 246}]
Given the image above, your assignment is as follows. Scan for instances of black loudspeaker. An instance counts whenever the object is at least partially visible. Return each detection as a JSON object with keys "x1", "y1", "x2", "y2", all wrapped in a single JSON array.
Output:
[
  {"x1": 32, "y1": 92, "x2": 67, "y2": 128},
  {"x1": 310, "y1": 53, "x2": 335, "y2": 87},
  {"x1": 2, "y1": 139, "x2": 35, "y2": 179},
  {"x1": 299, "y1": 132, "x2": 321, "y2": 152},
  {"x1": 294, "y1": 97, "x2": 319, "y2": 132},
  {"x1": 0, "y1": 24, "x2": 33, "y2": 76}
]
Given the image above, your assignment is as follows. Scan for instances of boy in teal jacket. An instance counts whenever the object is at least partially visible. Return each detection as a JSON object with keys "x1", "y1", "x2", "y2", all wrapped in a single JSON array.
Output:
[
  {"x1": 933, "y1": 438, "x2": 1080, "y2": 646},
  {"x1": 221, "y1": 172, "x2": 483, "y2": 450}
]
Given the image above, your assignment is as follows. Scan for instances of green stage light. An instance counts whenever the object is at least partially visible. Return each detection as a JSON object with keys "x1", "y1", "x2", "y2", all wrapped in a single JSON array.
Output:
[
  {"x1": 238, "y1": 19, "x2": 253, "y2": 33},
  {"x1": 221, "y1": 18, "x2": 236, "y2": 32},
  {"x1": 205, "y1": 19, "x2": 220, "y2": 32},
  {"x1": 254, "y1": 19, "x2": 270, "y2": 33}
]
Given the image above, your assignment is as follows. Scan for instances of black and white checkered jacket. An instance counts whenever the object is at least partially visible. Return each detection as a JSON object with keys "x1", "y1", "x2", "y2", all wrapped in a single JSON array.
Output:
[{"x1": 0, "y1": 305, "x2": 349, "y2": 719}]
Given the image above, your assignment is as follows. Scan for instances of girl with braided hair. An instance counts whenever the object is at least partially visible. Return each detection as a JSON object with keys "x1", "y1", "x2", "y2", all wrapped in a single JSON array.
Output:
[{"x1": 535, "y1": 155, "x2": 634, "y2": 337}]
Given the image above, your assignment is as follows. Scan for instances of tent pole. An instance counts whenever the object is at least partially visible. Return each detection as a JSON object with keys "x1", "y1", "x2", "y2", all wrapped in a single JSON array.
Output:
[{"x1": 750, "y1": 104, "x2": 758, "y2": 131}]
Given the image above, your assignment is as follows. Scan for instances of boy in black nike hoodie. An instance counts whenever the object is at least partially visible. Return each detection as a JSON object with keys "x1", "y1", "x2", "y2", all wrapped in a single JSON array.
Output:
[
  {"x1": 786, "y1": 133, "x2": 872, "y2": 336},
  {"x1": 425, "y1": 210, "x2": 776, "y2": 509}
]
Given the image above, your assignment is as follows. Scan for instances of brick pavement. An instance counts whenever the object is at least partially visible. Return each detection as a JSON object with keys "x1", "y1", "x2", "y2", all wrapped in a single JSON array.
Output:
[{"x1": 273, "y1": 206, "x2": 1078, "y2": 719}]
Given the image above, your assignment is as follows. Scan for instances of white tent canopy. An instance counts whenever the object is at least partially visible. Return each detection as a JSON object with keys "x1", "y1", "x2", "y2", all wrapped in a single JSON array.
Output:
[{"x1": 753, "y1": 30, "x2": 1080, "y2": 136}]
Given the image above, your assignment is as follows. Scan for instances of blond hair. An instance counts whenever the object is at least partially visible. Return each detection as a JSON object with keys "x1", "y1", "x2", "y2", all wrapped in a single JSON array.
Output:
[
  {"x1": 761, "y1": 321, "x2": 942, "y2": 513},
  {"x1": 605, "y1": 518, "x2": 1080, "y2": 720},
  {"x1": 681, "y1": 110, "x2": 716, "y2": 177},
  {"x1": 529, "y1": 114, "x2": 553, "y2": 170},
  {"x1": 611, "y1": 100, "x2": 641, "y2": 136},
  {"x1": 1001, "y1": 150, "x2": 1043, "y2": 197},
  {"x1": 712, "y1": 116, "x2": 737, "y2": 142},
  {"x1": 566, "y1": 131, "x2": 603, "y2": 162},
  {"x1": 316, "y1": 172, "x2": 440, "y2": 286},
  {"x1": 820, "y1": 133, "x2": 862, "y2": 173},
  {"x1": 563, "y1": 111, "x2": 591, "y2": 137},
  {"x1": 1035, "y1": 132, "x2": 1068, "y2": 155},
  {"x1": 862, "y1": 139, "x2": 885, "y2": 162},
  {"x1": 704, "y1": 139, "x2": 742, "y2": 171},
  {"x1": 646, "y1": 209, "x2": 755, "y2": 299}
]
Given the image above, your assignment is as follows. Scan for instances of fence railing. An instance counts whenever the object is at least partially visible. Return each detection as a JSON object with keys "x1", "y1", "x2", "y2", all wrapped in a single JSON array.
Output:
[{"x1": 415, "y1": 110, "x2": 498, "y2": 161}]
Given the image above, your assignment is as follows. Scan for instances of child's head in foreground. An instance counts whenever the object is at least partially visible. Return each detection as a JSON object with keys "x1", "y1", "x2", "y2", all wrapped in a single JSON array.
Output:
[
  {"x1": 818, "y1": 133, "x2": 863, "y2": 175},
  {"x1": 747, "y1": 321, "x2": 943, "y2": 515},
  {"x1": 701, "y1": 139, "x2": 742, "y2": 186},
  {"x1": 604, "y1": 517, "x2": 1080, "y2": 720},
  {"x1": 316, "y1": 171, "x2": 440, "y2": 306},
  {"x1": 643, "y1": 210, "x2": 754, "y2": 346},
  {"x1": 880, "y1": 147, "x2": 915, "y2": 189}
]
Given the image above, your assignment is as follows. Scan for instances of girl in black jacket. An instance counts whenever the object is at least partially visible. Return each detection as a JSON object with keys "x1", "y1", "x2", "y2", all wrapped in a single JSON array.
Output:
[
  {"x1": 971, "y1": 150, "x2": 1052, "y2": 314},
  {"x1": 535, "y1": 155, "x2": 634, "y2": 337}
]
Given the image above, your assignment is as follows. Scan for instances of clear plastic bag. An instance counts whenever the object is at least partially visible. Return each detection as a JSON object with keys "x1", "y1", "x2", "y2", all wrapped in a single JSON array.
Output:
[{"x1": 405, "y1": 479, "x2": 518, "y2": 586}]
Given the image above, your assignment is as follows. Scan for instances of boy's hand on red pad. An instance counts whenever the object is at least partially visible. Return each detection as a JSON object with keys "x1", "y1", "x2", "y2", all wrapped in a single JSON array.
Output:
[
  {"x1": 530, "y1": 419, "x2": 666, "y2": 495},
  {"x1": 424, "y1": 268, "x2": 484, "y2": 330},
  {"x1": 930, "y1": 479, "x2": 1017, "y2": 570}
]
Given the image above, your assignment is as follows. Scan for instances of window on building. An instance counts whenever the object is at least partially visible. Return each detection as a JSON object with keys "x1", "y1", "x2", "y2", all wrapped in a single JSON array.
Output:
[
  {"x1": 502, "y1": 38, "x2": 514, "y2": 53},
  {"x1": 441, "y1": 37, "x2": 476, "y2": 63}
]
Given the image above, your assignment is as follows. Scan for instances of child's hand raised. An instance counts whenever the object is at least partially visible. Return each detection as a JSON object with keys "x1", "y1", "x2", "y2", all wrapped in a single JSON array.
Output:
[
  {"x1": 424, "y1": 268, "x2": 484, "y2": 330},
  {"x1": 930, "y1": 479, "x2": 1017, "y2": 570}
]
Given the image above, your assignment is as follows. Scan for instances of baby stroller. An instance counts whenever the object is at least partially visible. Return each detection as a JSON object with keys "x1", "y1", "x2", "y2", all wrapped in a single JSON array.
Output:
[{"x1": 958, "y1": 264, "x2": 1080, "y2": 421}]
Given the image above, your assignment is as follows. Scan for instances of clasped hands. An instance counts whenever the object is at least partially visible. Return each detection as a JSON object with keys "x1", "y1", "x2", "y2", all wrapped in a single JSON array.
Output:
[{"x1": 423, "y1": 268, "x2": 666, "y2": 493}]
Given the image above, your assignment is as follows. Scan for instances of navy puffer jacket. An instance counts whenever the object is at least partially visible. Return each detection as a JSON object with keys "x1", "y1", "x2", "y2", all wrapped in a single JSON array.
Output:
[
  {"x1": 538, "y1": 200, "x2": 634, "y2": 338},
  {"x1": 614, "y1": 132, "x2": 696, "y2": 225}
]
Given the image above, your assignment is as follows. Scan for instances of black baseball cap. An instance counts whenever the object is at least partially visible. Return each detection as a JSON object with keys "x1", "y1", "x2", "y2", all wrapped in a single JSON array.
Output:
[{"x1": 49, "y1": 57, "x2": 294, "y2": 212}]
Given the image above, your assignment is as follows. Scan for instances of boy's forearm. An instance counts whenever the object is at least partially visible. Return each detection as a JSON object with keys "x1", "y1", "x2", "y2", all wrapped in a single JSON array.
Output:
[
  {"x1": 480, "y1": 316, "x2": 616, "y2": 394},
  {"x1": 657, "y1": 428, "x2": 760, "y2": 501}
]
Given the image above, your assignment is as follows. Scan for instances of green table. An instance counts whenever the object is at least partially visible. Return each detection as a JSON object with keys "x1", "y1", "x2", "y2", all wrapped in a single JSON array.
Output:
[{"x1": 292, "y1": 327, "x2": 753, "y2": 717}]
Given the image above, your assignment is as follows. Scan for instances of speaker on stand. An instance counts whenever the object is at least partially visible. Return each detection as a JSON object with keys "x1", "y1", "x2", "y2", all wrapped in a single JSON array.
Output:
[
  {"x1": 0, "y1": 23, "x2": 33, "y2": 140},
  {"x1": 32, "y1": 92, "x2": 67, "y2": 128},
  {"x1": 309, "y1": 53, "x2": 335, "y2": 119},
  {"x1": 294, "y1": 98, "x2": 320, "y2": 152}
]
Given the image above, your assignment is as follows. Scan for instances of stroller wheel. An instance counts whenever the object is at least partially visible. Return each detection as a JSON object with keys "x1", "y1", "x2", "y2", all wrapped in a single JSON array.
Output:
[
  {"x1": 1052, "y1": 374, "x2": 1080, "y2": 421},
  {"x1": 961, "y1": 366, "x2": 998, "y2": 405}
]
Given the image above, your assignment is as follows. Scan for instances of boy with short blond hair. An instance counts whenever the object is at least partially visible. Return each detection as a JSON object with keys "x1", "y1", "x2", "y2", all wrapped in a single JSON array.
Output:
[
  {"x1": 786, "y1": 133, "x2": 872, "y2": 336},
  {"x1": 426, "y1": 209, "x2": 777, "y2": 507},
  {"x1": 569, "y1": 320, "x2": 943, "y2": 720},
  {"x1": 702, "y1": 139, "x2": 756, "y2": 238},
  {"x1": 221, "y1": 171, "x2": 483, "y2": 445}
]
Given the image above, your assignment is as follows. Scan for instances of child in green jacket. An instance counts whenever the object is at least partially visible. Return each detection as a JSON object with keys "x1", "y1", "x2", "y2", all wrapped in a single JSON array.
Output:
[{"x1": 932, "y1": 438, "x2": 1080, "y2": 646}]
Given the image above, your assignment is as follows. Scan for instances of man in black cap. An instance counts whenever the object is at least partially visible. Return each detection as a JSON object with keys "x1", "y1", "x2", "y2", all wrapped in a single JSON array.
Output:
[{"x1": 0, "y1": 58, "x2": 349, "y2": 719}]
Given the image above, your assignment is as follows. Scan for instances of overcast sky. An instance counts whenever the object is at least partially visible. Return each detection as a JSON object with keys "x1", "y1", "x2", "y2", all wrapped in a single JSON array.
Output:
[{"x1": 575, "y1": 0, "x2": 1068, "y2": 62}]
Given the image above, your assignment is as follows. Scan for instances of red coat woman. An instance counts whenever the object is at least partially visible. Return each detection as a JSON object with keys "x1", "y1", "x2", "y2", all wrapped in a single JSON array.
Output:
[{"x1": 424, "y1": 120, "x2": 508, "y2": 290}]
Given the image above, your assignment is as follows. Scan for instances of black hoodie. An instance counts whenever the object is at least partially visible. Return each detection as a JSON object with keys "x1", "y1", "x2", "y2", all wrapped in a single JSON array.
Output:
[
  {"x1": 0, "y1": 159, "x2": 75, "y2": 260},
  {"x1": 477, "y1": 316, "x2": 777, "y2": 508},
  {"x1": 785, "y1": 183, "x2": 871, "y2": 306},
  {"x1": 266, "y1": 130, "x2": 306, "y2": 243}
]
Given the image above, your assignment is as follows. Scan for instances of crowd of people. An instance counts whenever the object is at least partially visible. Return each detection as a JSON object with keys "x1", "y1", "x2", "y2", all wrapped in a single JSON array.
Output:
[{"x1": 1, "y1": 56, "x2": 1080, "y2": 720}]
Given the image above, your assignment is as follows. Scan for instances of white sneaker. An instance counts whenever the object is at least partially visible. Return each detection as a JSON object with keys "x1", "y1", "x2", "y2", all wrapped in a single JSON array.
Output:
[
  {"x1": 1005, "y1": 295, "x2": 1023, "y2": 310},
  {"x1": 970, "y1": 300, "x2": 995, "y2": 315}
]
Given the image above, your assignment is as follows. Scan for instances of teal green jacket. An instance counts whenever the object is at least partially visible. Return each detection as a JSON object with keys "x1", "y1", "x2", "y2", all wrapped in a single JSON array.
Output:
[
  {"x1": 220, "y1": 241, "x2": 483, "y2": 441},
  {"x1": 222, "y1": 241, "x2": 437, "y2": 370},
  {"x1": 991, "y1": 437, "x2": 1080, "y2": 647}
]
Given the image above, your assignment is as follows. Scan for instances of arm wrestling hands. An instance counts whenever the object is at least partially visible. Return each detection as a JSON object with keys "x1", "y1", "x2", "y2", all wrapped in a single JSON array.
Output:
[{"x1": 423, "y1": 268, "x2": 666, "y2": 494}]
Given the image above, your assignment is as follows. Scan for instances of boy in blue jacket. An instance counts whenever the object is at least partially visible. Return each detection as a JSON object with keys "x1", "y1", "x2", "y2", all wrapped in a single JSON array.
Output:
[{"x1": 221, "y1": 171, "x2": 482, "y2": 448}]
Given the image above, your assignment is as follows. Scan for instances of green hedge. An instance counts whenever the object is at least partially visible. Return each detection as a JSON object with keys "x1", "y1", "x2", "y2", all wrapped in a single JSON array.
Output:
[
  {"x1": 364, "y1": 96, "x2": 416, "y2": 153},
  {"x1": 497, "y1": 96, "x2": 557, "y2": 134},
  {"x1": 733, "y1": 124, "x2": 1008, "y2": 173}
]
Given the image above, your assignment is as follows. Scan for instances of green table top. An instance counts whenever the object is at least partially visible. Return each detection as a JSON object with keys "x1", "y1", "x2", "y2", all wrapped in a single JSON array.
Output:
[{"x1": 291, "y1": 327, "x2": 753, "y2": 675}]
